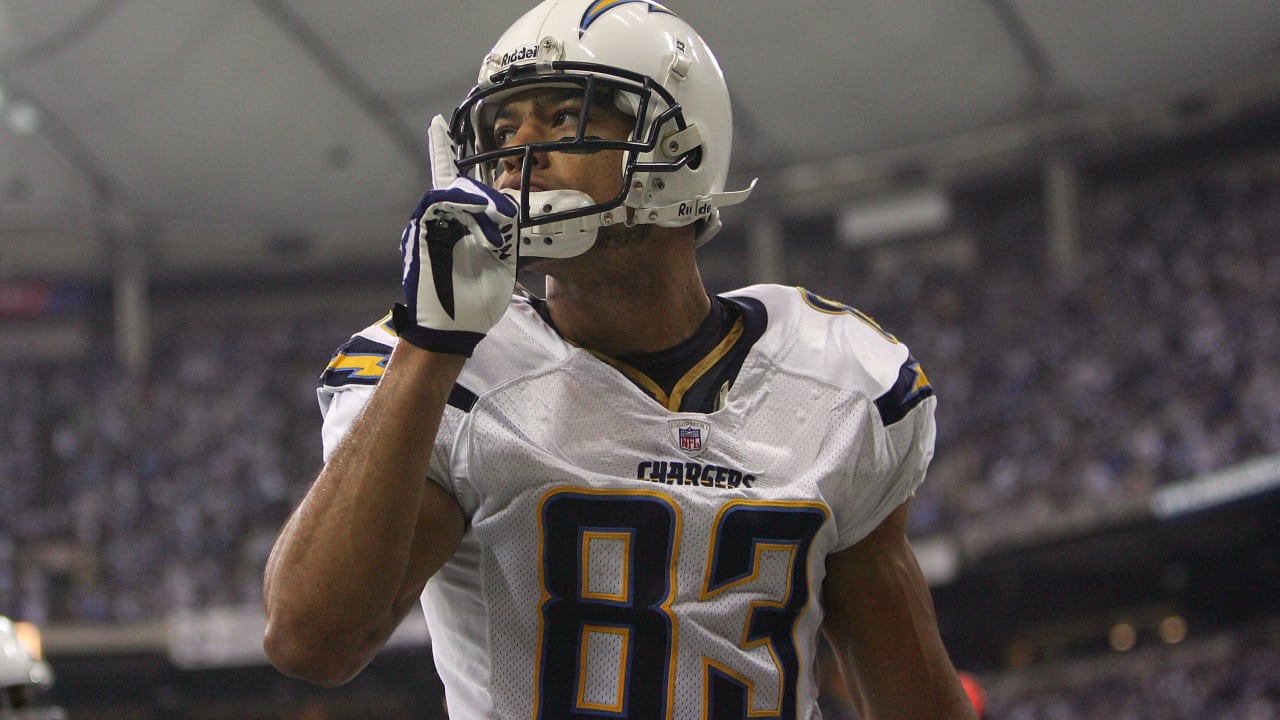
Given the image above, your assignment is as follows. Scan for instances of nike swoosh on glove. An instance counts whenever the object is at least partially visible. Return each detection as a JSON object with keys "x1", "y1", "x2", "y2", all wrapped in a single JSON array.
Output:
[{"x1": 394, "y1": 115, "x2": 519, "y2": 356}]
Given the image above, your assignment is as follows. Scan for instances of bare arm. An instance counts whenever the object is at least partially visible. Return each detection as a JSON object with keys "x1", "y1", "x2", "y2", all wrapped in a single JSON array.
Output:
[
  {"x1": 263, "y1": 343, "x2": 467, "y2": 686},
  {"x1": 821, "y1": 501, "x2": 976, "y2": 720}
]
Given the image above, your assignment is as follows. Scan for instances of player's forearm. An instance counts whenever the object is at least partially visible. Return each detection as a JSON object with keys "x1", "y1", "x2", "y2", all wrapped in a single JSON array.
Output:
[
  {"x1": 822, "y1": 505, "x2": 977, "y2": 720},
  {"x1": 263, "y1": 344, "x2": 466, "y2": 685},
  {"x1": 825, "y1": 557, "x2": 974, "y2": 720}
]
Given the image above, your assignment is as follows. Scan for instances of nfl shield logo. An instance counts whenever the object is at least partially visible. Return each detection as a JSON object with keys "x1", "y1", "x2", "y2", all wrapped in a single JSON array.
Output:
[
  {"x1": 679, "y1": 427, "x2": 702, "y2": 452},
  {"x1": 669, "y1": 419, "x2": 710, "y2": 457}
]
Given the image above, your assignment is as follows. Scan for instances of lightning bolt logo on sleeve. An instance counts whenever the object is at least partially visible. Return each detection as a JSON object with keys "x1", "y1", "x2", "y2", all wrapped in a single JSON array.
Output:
[
  {"x1": 875, "y1": 358, "x2": 934, "y2": 426},
  {"x1": 320, "y1": 336, "x2": 392, "y2": 388}
]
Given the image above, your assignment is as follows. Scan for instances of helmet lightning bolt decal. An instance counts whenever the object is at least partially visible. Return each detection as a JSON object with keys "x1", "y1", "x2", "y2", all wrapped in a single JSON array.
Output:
[{"x1": 580, "y1": 0, "x2": 676, "y2": 37}]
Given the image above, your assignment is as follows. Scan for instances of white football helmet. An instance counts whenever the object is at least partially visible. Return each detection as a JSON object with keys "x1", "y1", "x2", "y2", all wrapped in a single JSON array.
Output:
[
  {"x1": 0, "y1": 618, "x2": 65, "y2": 720},
  {"x1": 449, "y1": 0, "x2": 755, "y2": 258}
]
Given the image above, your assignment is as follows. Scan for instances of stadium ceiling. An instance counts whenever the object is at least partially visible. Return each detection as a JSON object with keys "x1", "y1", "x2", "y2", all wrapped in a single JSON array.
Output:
[{"x1": 2, "y1": 0, "x2": 1280, "y2": 280}]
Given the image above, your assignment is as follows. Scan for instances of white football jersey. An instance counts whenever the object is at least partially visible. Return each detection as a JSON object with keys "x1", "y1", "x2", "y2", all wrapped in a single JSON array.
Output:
[{"x1": 318, "y1": 284, "x2": 936, "y2": 720}]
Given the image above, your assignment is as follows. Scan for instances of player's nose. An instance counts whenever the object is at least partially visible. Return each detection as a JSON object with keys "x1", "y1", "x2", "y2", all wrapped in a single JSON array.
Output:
[{"x1": 499, "y1": 122, "x2": 551, "y2": 176}]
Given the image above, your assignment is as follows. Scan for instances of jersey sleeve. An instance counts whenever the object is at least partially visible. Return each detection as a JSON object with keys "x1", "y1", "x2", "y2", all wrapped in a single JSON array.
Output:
[
  {"x1": 832, "y1": 356, "x2": 937, "y2": 551},
  {"x1": 317, "y1": 332, "x2": 390, "y2": 461},
  {"x1": 315, "y1": 315, "x2": 463, "y2": 496},
  {"x1": 734, "y1": 285, "x2": 938, "y2": 551}
]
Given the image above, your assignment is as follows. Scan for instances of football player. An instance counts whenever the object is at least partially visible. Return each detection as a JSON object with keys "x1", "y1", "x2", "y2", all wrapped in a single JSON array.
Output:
[
  {"x1": 264, "y1": 1, "x2": 976, "y2": 718},
  {"x1": 0, "y1": 617, "x2": 66, "y2": 720}
]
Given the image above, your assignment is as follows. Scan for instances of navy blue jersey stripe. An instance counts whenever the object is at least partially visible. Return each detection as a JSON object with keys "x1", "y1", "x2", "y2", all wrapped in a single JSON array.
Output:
[
  {"x1": 875, "y1": 357, "x2": 934, "y2": 426},
  {"x1": 448, "y1": 384, "x2": 478, "y2": 412}
]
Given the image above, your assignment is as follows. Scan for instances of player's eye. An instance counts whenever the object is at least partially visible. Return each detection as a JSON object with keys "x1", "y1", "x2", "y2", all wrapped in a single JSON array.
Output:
[
  {"x1": 551, "y1": 107, "x2": 583, "y2": 136},
  {"x1": 492, "y1": 125, "x2": 517, "y2": 148}
]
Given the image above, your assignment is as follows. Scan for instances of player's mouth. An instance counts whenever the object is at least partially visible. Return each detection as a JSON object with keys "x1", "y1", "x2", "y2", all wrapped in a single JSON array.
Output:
[{"x1": 500, "y1": 178, "x2": 550, "y2": 193}]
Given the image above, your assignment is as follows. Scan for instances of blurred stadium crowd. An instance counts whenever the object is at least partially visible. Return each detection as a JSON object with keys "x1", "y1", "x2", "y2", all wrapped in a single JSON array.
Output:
[
  {"x1": 1, "y1": 310, "x2": 330, "y2": 622},
  {"x1": 3, "y1": 157, "x2": 1279, "y2": 716},
  {"x1": 839, "y1": 162, "x2": 1280, "y2": 540},
  {"x1": 813, "y1": 619, "x2": 1280, "y2": 720},
  {"x1": 983, "y1": 617, "x2": 1280, "y2": 720}
]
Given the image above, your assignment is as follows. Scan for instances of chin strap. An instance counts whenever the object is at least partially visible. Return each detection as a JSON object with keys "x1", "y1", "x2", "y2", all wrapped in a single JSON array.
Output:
[
  {"x1": 512, "y1": 179, "x2": 758, "y2": 259},
  {"x1": 628, "y1": 179, "x2": 758, "y2": 228}
]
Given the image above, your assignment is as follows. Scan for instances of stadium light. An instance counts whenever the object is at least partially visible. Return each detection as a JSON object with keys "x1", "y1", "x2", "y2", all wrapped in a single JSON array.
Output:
[
  {"x1": 1108, "y1": 622, "x2": 1137, "y2": 652},
  {"x1": 1158, "y1": 615, "x2": 1188, "y2": 645},
  {"x1": 837, "y1": 186, "x2": 952, "y2": 247},
  {"x1": 6, "y1": 99, "x2": 40, "y2": 134}
]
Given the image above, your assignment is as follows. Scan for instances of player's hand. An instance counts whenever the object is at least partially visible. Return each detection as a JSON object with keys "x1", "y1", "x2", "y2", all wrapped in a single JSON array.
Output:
[{"x1": 394, "y1": 114, "x2": 518, "y2": 356}]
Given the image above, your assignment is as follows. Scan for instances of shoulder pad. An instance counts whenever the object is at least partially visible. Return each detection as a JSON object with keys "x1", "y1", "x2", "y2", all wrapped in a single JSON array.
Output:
[{"x1": 725, "y1": 284, "x2": 922, "y2": 403}]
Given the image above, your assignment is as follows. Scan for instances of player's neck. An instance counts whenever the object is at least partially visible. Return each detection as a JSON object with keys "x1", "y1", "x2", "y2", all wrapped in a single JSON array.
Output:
[{"x1": 542, "y1": 230, "x2": 711, "y2": 357}]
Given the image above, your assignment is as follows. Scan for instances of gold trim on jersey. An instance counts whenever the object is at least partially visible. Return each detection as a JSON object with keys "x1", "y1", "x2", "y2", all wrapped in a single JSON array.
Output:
[
  {"x1": 531, "y1": 487, "x2": 683, "y2": 719},
  {"x1": 590, "y1": 315, "x2": 745, "y2": 412},
  {"x1": 702, "y1": 657, "x2": 773, "y2": 718},
  {"x1": 580, "y1": 530, "x2": 632, "y2": 603},
  {"x1": 576, "y1": 624, "x2": 631, "y2": 714},
  {"x1": 377, "y1": 309, "x2": 396, "y2": 335},
  {"x1": 797, "y1": 286, "x2": 900, "y2": 344},
  {"x1": 699, "y1": 499, "x2": 830, "y2": 717},
  {"x1": 698, "y1": 499, "x2": 829, "y2": 601}
]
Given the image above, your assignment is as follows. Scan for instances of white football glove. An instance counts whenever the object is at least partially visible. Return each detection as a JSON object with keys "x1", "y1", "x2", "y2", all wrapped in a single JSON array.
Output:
[{"x1": 394, "y1": 114, "x2": 518, "y2": 356}]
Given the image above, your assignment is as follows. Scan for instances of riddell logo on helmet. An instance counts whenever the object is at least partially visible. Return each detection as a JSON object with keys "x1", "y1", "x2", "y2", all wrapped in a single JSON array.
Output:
[
  {"x1": 499, "y1": 45, "x2": 538, "y2": 67},
  {"x1": 677, "y1": 200, "x2": 712, "y2": 217}
]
